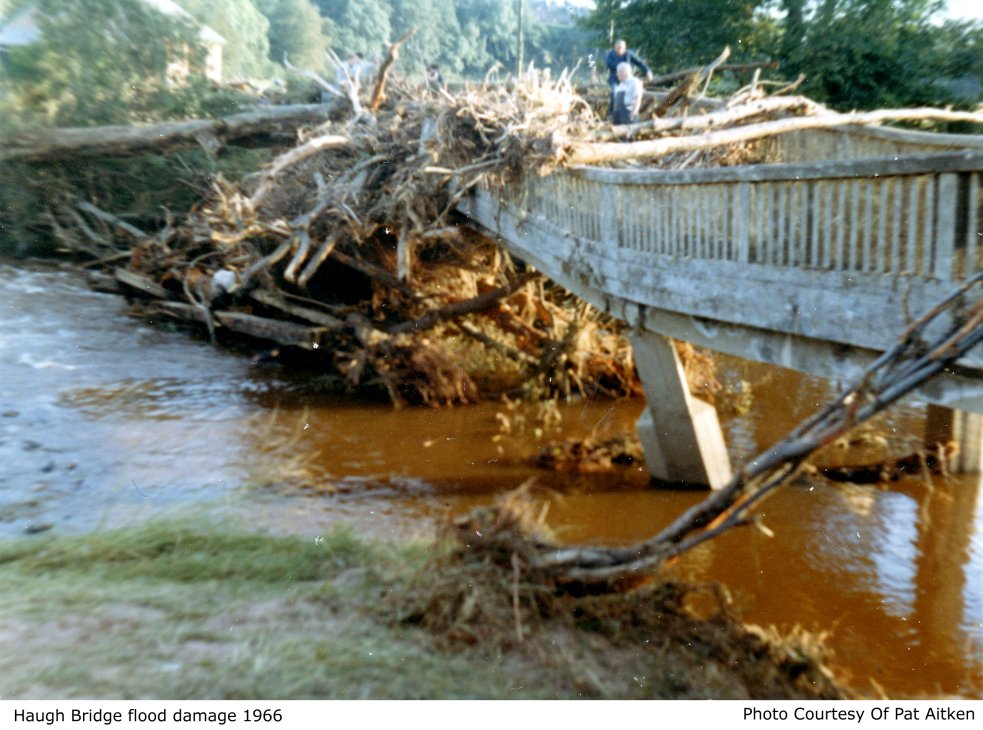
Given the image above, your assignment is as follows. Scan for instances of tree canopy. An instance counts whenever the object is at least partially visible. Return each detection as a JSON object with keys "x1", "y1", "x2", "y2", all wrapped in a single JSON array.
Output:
[
  {"x1": 793, "y1": 0, "x2": 978, "y2": 109},
  {"x1": 3, "y1": 0, "x2": 977, "y2": 125},
  {"x1": 581, "y1": 0, "x2": 983, "y2": 110},
  {"x1": 584, "y1": 0, "x2": 768, "y2": 72},
  {"x1": 256, "y1": 0, "x2": 330, "y2": 68},
  {"x1": 1, "y1": 0, "x2": 213, "y2": 127}
]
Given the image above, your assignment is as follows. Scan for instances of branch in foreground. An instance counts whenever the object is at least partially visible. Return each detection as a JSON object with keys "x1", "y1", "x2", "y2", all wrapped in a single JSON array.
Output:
[{"x1": 523, "y1": 272, "x2": 983, "y2": 584}]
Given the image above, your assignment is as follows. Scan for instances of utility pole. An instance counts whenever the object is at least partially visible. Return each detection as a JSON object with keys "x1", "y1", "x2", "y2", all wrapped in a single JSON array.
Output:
[{"x1": 516, "y1": 0, "x2": 525, "y2": 77}]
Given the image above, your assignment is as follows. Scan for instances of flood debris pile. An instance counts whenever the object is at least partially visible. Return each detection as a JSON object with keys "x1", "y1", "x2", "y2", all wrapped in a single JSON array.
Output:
[
  {"x1": 395, "y1": 485, "x2": 844, "y2": 699},
  {"x1": 532, "y1": 432, "x2": 644, "y2": 473},
  {"x1": 12, "y1": 46, "x2": 981, "y2": 406},
  {"x1": 73, "y1": 69, "x2": 643, "y2": 407}
]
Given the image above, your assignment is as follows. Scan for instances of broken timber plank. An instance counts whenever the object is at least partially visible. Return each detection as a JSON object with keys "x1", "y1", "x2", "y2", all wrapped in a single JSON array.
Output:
[{"x1": 146, "y1": 301, "x2": 325, "y2": 349}]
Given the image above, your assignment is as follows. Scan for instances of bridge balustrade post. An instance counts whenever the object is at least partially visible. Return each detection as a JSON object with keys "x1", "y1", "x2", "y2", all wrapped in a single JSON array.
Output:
[
  {"x1": 736, "y1": 182, "x2": 751, "y2": 264},
  {"x1": 630, "y1": 331, "x2": 733, "y2": 489},
  {"x1": 932, "y1": 173, "x2": 958, "y2": 281},
  {"x1": 925, "y1": 405, "x2": 983, "y2": 474},
  {"x1": 600, "y1": 184, "x2": 619, "y2": 248}
]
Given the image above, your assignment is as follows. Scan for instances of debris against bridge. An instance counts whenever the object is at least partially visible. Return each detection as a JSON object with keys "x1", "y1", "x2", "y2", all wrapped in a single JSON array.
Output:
[{"x1": 9, "y1": 51, "x2": 982, "y2": 407}]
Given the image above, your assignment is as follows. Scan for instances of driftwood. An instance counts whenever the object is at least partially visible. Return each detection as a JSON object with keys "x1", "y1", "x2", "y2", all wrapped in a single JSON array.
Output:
[
  {"x1": 387, "y1": 271, "x2": 541, "y2": 335},
  {"x1": 249, "y1": 289, "x2": 345, "y2": 329},
  {"x1": 114, "y1": 267, "x2": 169, "y2": 300},
  {"x1": 566, "y1": 107, "x2": 983, "y2": 165},
  {"x1": 329, "y1": 249, "x2": 415, "y2": 296},
  {"x1": 75, "y1": 201, "x2": 148, "y2": 240},
  {"x1": 0, "y1": 104, "x2": 342, "y2": 163},
  {"x1": 369, "y1": 27, "x2": 417, "y2": 112},
  {"x1": 649, "y1": 60, "x2": 780, "y2": 87},
  {"x1": 248, "y1": 133, "x2": 349, "y2": 209},
  {"x1": 283, "y1": 54, "x2": 342, "y2": 99},
  {"x1": 145, "y1": 301, "x2": 324, "y2": 349},
  {"x1": 651, "y1": 46, "x2": 731, "y2": 118}
]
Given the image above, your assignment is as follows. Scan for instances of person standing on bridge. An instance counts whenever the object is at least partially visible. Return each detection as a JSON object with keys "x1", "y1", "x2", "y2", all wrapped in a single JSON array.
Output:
[
  {"x1": 605, "y1": 39, "x2": 652, "y2": 118},
  {"x1": 612, "y1": 62, "x2": 644, "y2": 126}
]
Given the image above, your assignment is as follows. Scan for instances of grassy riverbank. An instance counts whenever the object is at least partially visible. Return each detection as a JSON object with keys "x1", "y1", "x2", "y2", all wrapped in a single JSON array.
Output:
[{"x1": 0, "y1": 519, "x2": 843, "y2": 700}]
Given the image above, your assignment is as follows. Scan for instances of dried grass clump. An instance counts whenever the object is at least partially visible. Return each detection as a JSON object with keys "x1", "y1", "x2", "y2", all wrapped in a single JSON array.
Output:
[
  {"x1": 393, "y1": 486, "x2": 845, "y2": 699},
  {"x1": 532, "y1": 433, "x2": 643, "y2": 473}
]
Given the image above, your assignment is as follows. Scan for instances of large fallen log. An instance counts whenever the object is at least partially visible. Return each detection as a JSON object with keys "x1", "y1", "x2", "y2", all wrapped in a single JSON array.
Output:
[
  {"x1": 145, "y1": 300, "x2": 326, "y2": 349},
  {"x1": 564, "y1": 107, "x2": 983, "y2": 165},
  {"x1": 0, "y1": 103, "x2": 342, "y2": 163},
  {"x1": 597, "y1": 95, "x2": 823, "y2": 142}
]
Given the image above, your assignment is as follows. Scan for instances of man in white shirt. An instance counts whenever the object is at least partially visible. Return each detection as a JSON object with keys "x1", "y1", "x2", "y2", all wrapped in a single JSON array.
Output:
[{"x1": 612, "y1": 62, "x2": 644, "y2": 126}]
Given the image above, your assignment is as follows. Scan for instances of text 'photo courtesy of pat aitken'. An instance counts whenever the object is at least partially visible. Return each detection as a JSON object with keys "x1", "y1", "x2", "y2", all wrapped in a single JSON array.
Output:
[{"x1": 744, "y1": 707, "x2": 977, "y2": 723}]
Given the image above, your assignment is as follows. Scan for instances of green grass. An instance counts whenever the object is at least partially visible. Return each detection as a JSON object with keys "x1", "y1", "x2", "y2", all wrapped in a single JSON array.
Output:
[
  {"x1": 0, "y1": 521, "x2": 374, "y2": 584},
  {"x1": 0, "y1": 518, "x2": 843, "y2": 700},
  {"x1": 0, "y1": 520, "x2": 566, "y2": 699}
]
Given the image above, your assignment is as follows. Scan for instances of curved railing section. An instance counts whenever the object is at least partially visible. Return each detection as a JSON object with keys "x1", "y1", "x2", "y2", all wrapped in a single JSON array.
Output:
[{"x1": 461, "y1": 127, "x2": 983, "y2": 396}]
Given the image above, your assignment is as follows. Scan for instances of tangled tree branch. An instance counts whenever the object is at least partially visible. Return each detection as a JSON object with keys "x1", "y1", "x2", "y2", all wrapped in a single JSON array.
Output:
[{"x1": 510, "y1": 272, "x2": 983, "y2": 585}]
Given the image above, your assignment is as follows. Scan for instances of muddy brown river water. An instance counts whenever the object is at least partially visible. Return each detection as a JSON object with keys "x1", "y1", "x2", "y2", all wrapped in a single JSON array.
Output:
[{"x1": 1, "y1": 261, "x2": 980, "y2": 698}]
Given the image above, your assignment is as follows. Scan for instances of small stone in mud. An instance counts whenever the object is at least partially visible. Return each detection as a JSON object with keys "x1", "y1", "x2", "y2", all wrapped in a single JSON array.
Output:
[
  {"x1": 41, "y1": 461, "x2": 56, "y2": 473},
  {"x1": 24, "y1": 523, "x2": 53, "y2": 534}
]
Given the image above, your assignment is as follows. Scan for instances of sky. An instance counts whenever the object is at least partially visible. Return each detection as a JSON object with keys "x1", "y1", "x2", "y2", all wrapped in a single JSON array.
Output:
[{"x1": 944, "y1": 0, "x2": 983, "y2": 21}]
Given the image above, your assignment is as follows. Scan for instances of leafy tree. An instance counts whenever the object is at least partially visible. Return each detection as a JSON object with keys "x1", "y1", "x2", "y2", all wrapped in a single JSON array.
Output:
[
  {"x1": 1, "y1": 0, "x2": 212, "y2": 127},
  {"x1": 524, "y1": 22, "x2": 594, "y2": 75},
  {"x1": 255, "y1": 0, "x2": 329, "y2": 68},
  {"x1": 930, "y1": 19, "x2": 983, "y2": 97},
  {"x1": 454, "y1": 0, "x2": 518, "y2": 75},
  {"x1": 389, "y1": 0, "x2": 463, "y2": 74},
  {"x1": 580, "y1": 0, "x2": 982, "y2": 111},
  {"x1": 778, "y1": 0, "x2": 807, "y2": 73},
  {"x1": 315, "y1": 0, "x2": 391, "y2": 57},
  {"x1": 176, "y1": 0, "x2": 275, "y2": 79},
  {"x1": 795, "y1": 0, "x2": 951, "y2": 109},
  {"x1": 583, "y1": 0, "x2": 770, "y2": 72}
]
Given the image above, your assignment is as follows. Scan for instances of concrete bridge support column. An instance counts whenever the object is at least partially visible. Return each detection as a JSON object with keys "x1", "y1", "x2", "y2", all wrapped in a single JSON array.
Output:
[
  {"x1": 925, "y1": 404, "x2": 983, "y2": 473},
  {"x1": 630, "y1": 331, "x2": 733, "y2": 489}
]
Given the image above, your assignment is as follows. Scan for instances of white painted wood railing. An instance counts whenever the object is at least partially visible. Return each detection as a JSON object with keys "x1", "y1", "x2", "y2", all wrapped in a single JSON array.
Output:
[
  {"x1": 463, "y1": 126, "x2": 983, "y2": 397},
  {"x1": 515, "y1": 152, "x2": 983, "y2": 283}
]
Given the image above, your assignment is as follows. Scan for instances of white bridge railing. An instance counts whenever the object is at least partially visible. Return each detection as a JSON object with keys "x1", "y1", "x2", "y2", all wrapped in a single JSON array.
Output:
[
  {"x1": 462, "y1": 125, "x2": 983, "y2": 392},
  {"x1": 516, "y1": 151, "x2": 983, "y2": 284}
]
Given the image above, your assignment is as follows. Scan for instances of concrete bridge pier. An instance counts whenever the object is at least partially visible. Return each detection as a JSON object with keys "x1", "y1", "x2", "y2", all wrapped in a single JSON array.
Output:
[
  {"x1": 925, "y1": 405, "x2": 983, "y2": 474},
  {"x1": 630, "y1": 330, "x2": 733, "y2": 489}
]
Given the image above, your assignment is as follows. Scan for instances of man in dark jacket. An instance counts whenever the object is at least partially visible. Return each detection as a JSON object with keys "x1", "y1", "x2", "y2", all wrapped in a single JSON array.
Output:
[{"x1": 605, "y1": 39, "x2": 652, "y2": 118}]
